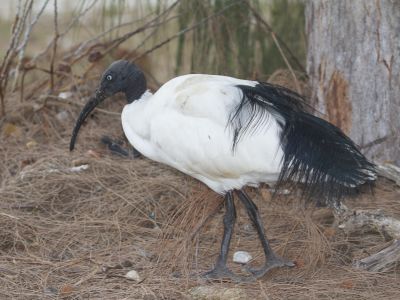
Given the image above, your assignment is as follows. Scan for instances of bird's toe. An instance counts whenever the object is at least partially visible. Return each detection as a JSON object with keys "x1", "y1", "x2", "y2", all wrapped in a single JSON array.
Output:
[
  {"x1": 201, "y1": 267, "x2": 254, "y2": 283},
  {"x1": 245, "y1": 255, "x2": 294, "y2": 278},
  {"x1": 101, "y1": 135, "x2": 130, "y2": 157}
]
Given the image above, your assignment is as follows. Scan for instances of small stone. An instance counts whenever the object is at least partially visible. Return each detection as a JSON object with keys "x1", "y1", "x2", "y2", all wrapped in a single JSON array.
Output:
[
  {"x1": 101, "y1": 266, "x2": 109, "y2": 273},
  {"x1": 125, "y1": 270, "x2": 141, "y2": 282},
  {"x1": 58, "y1": 92, "x2": 73, "y2": 99},
  {"x1": 233, "y1": 251, "x2": 252, "y2": 264},
  {"x1": 33, "y1": 103, "x2": 41, "y2": 111},
  {"x1": 242, "y1": 223, "x2": 253, "y2": 232},
  {"x1": 68, "y1": 164, "x2": 89, "y2": 173},
  {"x1": 190, "y1": 286, "x2": 245, "y2": 300},
  {"x1": 26, "y1": 140, "x2": 38, "y2": 149},
  {"x1": 56, "y1": 110, "x2": 69, "y2": 122},
  {"x1": 278, "y1": 189, "x2": 291, "y2": 195},
  {"x1": 269, "y1": 188, "x2": 291, "y2": 195}
]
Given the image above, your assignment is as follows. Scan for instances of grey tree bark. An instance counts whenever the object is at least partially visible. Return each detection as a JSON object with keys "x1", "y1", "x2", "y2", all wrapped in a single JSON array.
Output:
[{"x1": 306, "y1": 0, "x2": 400, "y2": 165}]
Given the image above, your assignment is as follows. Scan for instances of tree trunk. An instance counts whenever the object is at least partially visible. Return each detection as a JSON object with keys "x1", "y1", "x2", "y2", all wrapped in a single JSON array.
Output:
[{"x1": 306, "y1": 0, "x2": 400, "y2": 165}]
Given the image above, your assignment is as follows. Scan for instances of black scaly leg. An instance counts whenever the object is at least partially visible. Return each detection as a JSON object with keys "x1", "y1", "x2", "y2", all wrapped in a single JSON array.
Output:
[
  {"x1": 203, "y1": 191, "x2": 236, "y2": 279},
  {"x1": 203, "y1": 191, "x2": 253, "y2": 282},
  {"x1": 236, "y1": 189, "x2": 294, "y2": 278},
  {"x1": 101, "y1": 136, "x2": 142, "y2": 159}
]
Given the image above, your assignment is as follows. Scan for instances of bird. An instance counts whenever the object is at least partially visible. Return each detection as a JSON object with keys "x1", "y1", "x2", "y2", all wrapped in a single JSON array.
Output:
[{"x1": 70, "y1": 60, "x2": 376, "y2": 281}]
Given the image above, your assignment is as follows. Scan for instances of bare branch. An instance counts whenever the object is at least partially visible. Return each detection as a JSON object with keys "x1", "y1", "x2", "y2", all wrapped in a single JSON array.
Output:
[
  {"x1": 134, "y1": 0, "x2": 245, "y2": 61},
  {"x1": 31, "y1": 0, "x2": 99, "y2": 63},
  {"x1": 65, "y1": 6, "x2": 156, "y2": 60},
  {"x1": 49, "y1": 0, "x2": 59, "y2": 92},
  {"x1": 12, "y1": 0, "x2": 51, "y2": 91},
  {"x1": 245, "y1": 1, "x2": 306, "y2": 75}
]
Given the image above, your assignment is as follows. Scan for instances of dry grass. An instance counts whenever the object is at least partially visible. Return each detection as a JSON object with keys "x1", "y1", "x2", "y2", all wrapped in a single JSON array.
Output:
[{"x1": 0, "y1": 87, "x2": 399, "y2": 299}]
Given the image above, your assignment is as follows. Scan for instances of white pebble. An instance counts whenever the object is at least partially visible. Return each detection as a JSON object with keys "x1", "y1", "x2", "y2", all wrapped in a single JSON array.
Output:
[
  {"x1": 233, "y1": 251, "x2": 252, "y2": 264},
  {"x1": 58, "y1": 91, "x2": 73, "y2": 99},
  {"x1": 125, "y1": 270, "x2": 141, "y2": 281},
  {"x1": 56, "y1": 111, "x2": 69, "y2": 122},
  {"x1": 68, "y1": 164, "x2": 89, "y2": 173},
  {"x1": 269, "y1": 188, "x2": 291, "y2": 195}
]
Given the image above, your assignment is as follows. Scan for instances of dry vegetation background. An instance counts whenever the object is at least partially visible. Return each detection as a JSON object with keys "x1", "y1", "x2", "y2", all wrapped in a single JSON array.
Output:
[{"x1": 0, "y1": 0, "x2": 399, "y2": 299}]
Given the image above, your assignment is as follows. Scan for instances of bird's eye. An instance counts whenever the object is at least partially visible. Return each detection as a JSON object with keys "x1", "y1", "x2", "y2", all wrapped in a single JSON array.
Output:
[{"x1": 106, "y1": 74, "x2": 113, "y2": 81}]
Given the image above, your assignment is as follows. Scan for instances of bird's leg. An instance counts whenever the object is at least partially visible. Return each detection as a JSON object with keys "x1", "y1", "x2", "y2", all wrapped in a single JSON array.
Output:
[
  {"x1": 101, "y1": 136, "x2": 141, "y2": 159},
  {"x1": 236, "y1": 189, "x2": 294, "y2": 278},
  {"x1": 203, "y1": 191, "x2": 249, "y2": 281}
]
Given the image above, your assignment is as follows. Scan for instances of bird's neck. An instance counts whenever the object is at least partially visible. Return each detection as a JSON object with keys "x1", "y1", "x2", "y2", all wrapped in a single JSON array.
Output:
[{"x1": 125, "y1": 73, "x2": 147, "y2": 104}]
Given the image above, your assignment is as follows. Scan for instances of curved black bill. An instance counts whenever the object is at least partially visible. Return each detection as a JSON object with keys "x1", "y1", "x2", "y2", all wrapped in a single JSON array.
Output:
[{"x1": 69, "y1": 90, "x2": 106, "y2": 151}]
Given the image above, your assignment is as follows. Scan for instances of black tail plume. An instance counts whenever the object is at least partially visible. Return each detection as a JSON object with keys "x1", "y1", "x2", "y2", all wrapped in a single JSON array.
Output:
[{"x1": 233, "y1": 82, "x2": 376, "y2": 203}]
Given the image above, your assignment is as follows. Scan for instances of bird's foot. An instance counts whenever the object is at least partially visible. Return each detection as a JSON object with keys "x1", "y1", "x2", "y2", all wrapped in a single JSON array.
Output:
[
  {"x1": 101, "y1": 136, "x2": 141, "y2": 158},
  {"x1": 245, "y1": 255, "x2": 294, "y2": 278},
  {"x1": 201, "y1": 265, "x2": 254, "y2": 283}
]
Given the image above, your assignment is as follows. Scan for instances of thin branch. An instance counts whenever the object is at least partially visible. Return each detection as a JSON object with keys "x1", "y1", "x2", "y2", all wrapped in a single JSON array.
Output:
[
  {"x1": 270, "y1": 32, "x2": 301, "y2": 93},
  {"x1": 49, "y1": 0, "x2": 59, "y2": 92},
  {"x1": 79, "y1": 4, "x2": 181, "y2": 78},
  {"x1": 12, "y1": 0, "x2": 51, "y2": 91},
  {"x1": 246, "y1": 1, "x2": 302, "y2": 92},
  {"x1": 65, "y1": 6, "x2": 157, "y2": 61},
  {"x1": 134, "y1": 0, "x2": 245, "y2": 61},
  {"x1": 246, "y1": 1, "x2": 306, "y2": 74},
  {"x1": 32, "y1": 0, "x2": 99, "y2": 63},
  {"x1": 0, "y1": 0, "x2": 33, "y2": 115},
  {"x1": 40, "y1": 95, "x2": 121, "y2": 117},
  {"x1": 89, "y1": 0, "x2": 181, "y2": 61}
]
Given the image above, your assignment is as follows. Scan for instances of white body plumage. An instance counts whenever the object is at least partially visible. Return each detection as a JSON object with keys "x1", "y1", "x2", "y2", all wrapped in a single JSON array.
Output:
[{"x1": 121, "y1": 75, "x2": 284, "y2": 194}]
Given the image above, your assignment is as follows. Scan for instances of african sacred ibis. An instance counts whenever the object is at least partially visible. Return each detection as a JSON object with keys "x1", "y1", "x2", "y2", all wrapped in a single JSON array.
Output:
[{"x1": 70, "y1": 60, "x2": 376, "y2": 281}]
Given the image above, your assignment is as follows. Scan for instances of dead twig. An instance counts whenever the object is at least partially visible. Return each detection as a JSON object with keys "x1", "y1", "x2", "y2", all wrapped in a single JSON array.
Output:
[
  {"x1": 337, "y1": 205, "x2": 400, "y2": 271},
  {"x1": 378, "y1": 163, "x2": 400, "y2": 187},
  {"x1": 354, "y1": 239, "x2": 400, "y2": 272}
]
